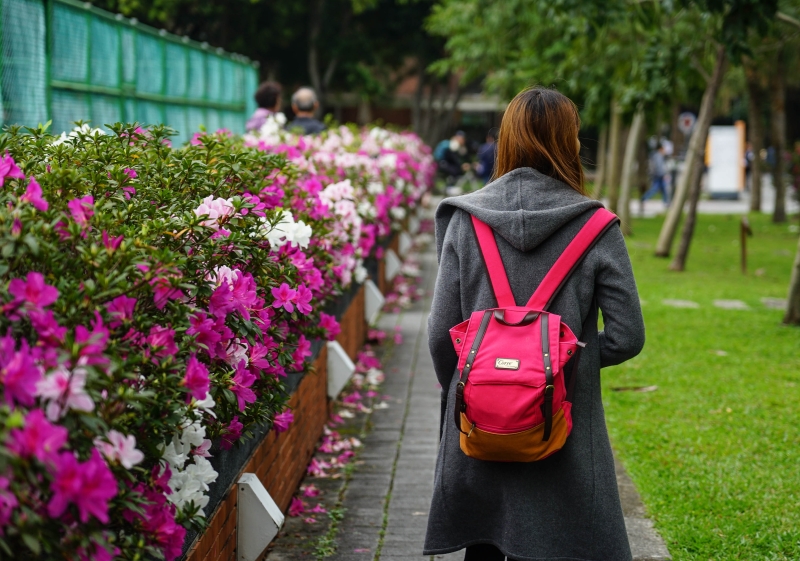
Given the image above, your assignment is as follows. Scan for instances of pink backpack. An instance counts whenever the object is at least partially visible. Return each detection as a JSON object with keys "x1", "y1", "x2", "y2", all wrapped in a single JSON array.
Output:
[{"x1": 449, "y1": 208, "x2": 618, "y2": 462}]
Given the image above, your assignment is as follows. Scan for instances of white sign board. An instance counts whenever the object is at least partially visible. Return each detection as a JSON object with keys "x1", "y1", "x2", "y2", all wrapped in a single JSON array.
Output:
[{"x1": 706, "y1": 123, "x2": 745, "y2": 199}]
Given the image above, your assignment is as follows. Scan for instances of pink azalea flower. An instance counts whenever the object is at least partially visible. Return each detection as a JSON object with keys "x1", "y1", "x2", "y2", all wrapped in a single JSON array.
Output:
[
  {"x1": 74, "y1": 312, "x2": 110, "y2": 366},
  {"x1": 123, "y1": 167, "x2": 137, "y2": 179},
  {"x1": 101, "y1": 230, "x2": 123, "y2": 252},
  {"x1": 0, "y1": 153, "x2": 24, "y2": 186},
  {"x1": 0, "y1": 337, "x2": 42, "y2": 407},
  {"x1": 10, "y1": 218, "x2": 21, "y2": 236},
  {"x1": 29, "y1": 309, "x2": 67, "y2": 345},
  {"x1": 303, "y1": 485, "x2": 320, "y2": 498},
  {"x1": 301, "y1": 267, "x2": 324, "y2": 291},
  {"x1": 288, "y1": 497, "x2": 305, "y2": 517},
  {"x1": 310, "y1": 503, "x2": 327, "y2": 514},
  {"x1": 95, "y1": 430, "x2": 144, "y2": 469},
  {"x1": 193, "y1": 195, "x2": 234, "y2": 230},
  {"x1": 142, "y1": 504, "x2": 185, "y2": 561},
  {"x1": 291, "y1": 335, "x2": 312, "y2": 370},
  {"x1": 186, "y1": 312, "x2": 222, "y2": 356},
  {"x1": 209, "y1": 281, "x2": 235, "y2": 318},
  {"x1": 303, "y1": 517, "x2": 317, "y2": 524},
  {"x1": 193, "y1": 439, "x2": 212, "y2": 458},
  {"x1": 183, "y1": 355, "x2": 210, "y2": 401},
  {"x1": 105, "y1": 295, "x2": 137, "y2": 328},
  {"x1": 273, "y1": 410, "x2": 294, "y2": 433},
  {"x1": 220, "y1": 416, "x2": 243, "y2": 450},
  {"x1": 271, "y1": 283, "x2": 297, "y2": 313},
  {"x1": 230, "y1": 361, "x2": 256, "y2": 411},
  {"x1": 147, "y1": 325, "x2": 178, "y2": 359},
  {"x1": 293, "y1": 284, "x2": 313, "y2": 315},
  {"x1": 36, "y1": 366, "x2": 95, "y2": 420},
  {"x1": 122, "y1": 186, "x2": 136, "y2": 199},
  {"x1": 8, "y1": 271, "x2": 58, "y2": 308},
  {"x1": 20, "y1": 177, "x2": 48, "y2": 211},
  {"x1": 0, "y1": 476, "x2": 18, "y2": 532},
  {"x1": 230, "y1": 271, "x2": 258, "y2": 319},
  {"x1": 7, "y1": 408, "x2": 68, "y2": 462},
  {"x1": 67, "y1": 195, "x2": 94, "y2": 228},
  {"x1": 150, "y1": 276, "x2": 184, "y2": 310},
  {"x1": 78, "y1": 541, "x2": 119, "y2": 561},
  {"x1": 319, "y1": 313, "x2": 341, "y2": 339},
  {"x1": 47, "y1": 449, "x2": 117, "y2": 523}
]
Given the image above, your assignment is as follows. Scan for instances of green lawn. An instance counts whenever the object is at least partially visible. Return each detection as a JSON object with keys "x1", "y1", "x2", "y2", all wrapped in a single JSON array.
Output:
[{"x1": 603, "y1": 212, "x2": 800, "y2": 560}]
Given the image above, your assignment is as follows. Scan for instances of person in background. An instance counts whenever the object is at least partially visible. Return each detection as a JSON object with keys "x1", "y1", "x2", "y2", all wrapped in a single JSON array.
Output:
[
  {"x1": 287, "y1": 88, "x2": 326, "y2": 135},
  {"x1": 437, "y1": 131, "x2": 469, "y2": 180},
  {"x1": 475, "y1": 129, "x2": 497, "y2": 183},
  {"x1": 641, "y1": 143, "x2": 669, "y2": 205},
  {"x1": 246, "y1": 81, "x2": 284, "y2": 132},
  {"x1": 744, "y1": 141, "x2": 754, "y2": 191}
]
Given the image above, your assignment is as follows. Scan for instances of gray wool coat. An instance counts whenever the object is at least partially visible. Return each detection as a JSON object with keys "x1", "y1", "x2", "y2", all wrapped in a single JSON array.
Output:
[{"x1": 424, "y1": 168, "x2": 645, "y2": 561}]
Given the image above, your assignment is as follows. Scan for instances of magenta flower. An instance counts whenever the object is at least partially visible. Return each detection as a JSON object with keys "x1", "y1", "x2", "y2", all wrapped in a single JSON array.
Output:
[
  {"x1": 122, "y1": 186, "x2": 136, "y2": 199},
  {"x1": 187, "y1": 312, "x2": 222, "y2": 357},
  {"x1": 230, "y1": 361, "x2": 256, "y2": 411},
  {"x1": 95, "y1": 430, "x2": 144, "y2": 470},
  {"x1": 105, "y1": 295, "x2": 136, "y2": 328},
  {"x1": 293, "y1": 284, "x2": 313, "y2": 315},
  {"x1": 220, "y1": 415, "x2": 243, "y2": 450},
  {"x1": 248, "y1": 341, "x2": 276, "y2": 372},
  {"x1": 7, "y1": 409, "x2": 68, "y2": 462},
  {"x1": 0, "y1": 477, "x2": 17, "y2": 532},
  {"x1": 0, "y1": 153, "x2": 24, "y2": 186},
  {"x1": 29, "y1": 309, "x2": 67, "y2": 345},
  {"x1": 147, "y1": 325, "x2": 178, "y2": 359},
  {"x1": 150, "y1": 276, "x2": 184, "y2": 310},
  {"x1": 292, "y1": 335, "x2": 312, "y2": 370},
  {"x1": 141, "y1": 502, "x2": 185, "y2": 561},
  {"x1": 288, "y1": 497, "x2": 305, "y2": 517},
  {"x1": 67, "y1": 195, "x2": 94, "y2": 228},
  {"x1": 74, "y1": 313, "x2": 110, "y2": 366},
  {"x1": 123, "y1": 167, "x2": 137, "y2": 179},
  {"x1": 183, "y1": 355, "x2": 210, "y2": 401},
  {"x1": 319, "y1": 313, "x2": 341, "y2": 340},
  {"x1": 8, "y1": 271, "x2": 58, "y2": 308},
  {"x1": 10, "y1": 218, "x2": 21, "y2": 237},
  {"x1": 209, "y1": 281, "x2": 235, "y2": 318},
  {"x1": 20, "y1": 177, "x2": 48, "y2": 211},
  {"x1": 101, "y1": 230, "x2": 123, "y2": 253},
  {"x1": 230, "y1": 271, "x2": 258, "y2": 319},
  {"x1": 78, "y1": 541, "x2": 119, "y2": 561},
  {"x1": 273, "y1": 410, "x2": 294, "y2": 433},
  {"x1": 271, "y1": 283, "x2": 297, "y2": 313},
  {"x1": 0, "y1": 337, "x2": 42, "y2": 407},
  {"x1": 47, "y1": 449, "x2": 117, "y2": 523}
]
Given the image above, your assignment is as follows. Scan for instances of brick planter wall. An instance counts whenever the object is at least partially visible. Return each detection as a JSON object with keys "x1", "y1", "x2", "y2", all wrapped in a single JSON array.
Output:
[{"x1": 183, "y1": 286, "x2": 367, "y2": 561}]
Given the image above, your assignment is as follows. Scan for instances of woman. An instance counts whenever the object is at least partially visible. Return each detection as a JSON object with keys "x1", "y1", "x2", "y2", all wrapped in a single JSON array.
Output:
[{"x1": 424, "y1": 88, "x2": 645, "y2": 560}]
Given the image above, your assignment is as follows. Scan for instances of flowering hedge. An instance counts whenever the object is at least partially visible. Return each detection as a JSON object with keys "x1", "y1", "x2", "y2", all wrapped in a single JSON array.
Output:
[{"x1": 0, "y1": 122, "x2": 433, "y2": 560}]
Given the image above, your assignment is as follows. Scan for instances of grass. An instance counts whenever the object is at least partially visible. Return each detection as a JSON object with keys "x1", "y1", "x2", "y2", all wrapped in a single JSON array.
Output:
[{"x1": 603, "y1": 212, "x2": 800, "y2": 560}]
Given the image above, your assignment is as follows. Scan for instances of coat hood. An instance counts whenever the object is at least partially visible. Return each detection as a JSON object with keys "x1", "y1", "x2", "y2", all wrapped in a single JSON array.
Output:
[{"x1": 434, "y1": 167, "x2": 603, "y2": 257}]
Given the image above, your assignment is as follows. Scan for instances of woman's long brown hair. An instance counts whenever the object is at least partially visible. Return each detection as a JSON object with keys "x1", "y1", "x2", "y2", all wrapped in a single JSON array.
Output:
[{"x1": 492, "y1": 87, "x2": 586, "y2": 195}]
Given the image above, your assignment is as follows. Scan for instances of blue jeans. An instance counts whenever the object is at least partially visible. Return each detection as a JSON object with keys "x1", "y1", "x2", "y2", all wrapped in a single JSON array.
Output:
[{"x1": 642, "y1": 175, "x2": 669, "y2": 203}]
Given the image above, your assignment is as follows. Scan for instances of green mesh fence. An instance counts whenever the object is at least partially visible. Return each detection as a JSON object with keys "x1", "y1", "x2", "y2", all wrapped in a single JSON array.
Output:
[{"x1": 0, "y1": 0, "x2": 258, "y2": 145}]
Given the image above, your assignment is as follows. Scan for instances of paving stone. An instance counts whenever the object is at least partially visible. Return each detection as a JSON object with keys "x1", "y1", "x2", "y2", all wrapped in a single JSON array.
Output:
[
  {"x1": 761, "y1": 297, "x2": 787, "y2": 310},
  {"x1": 662, "y1": 299, "x2": 699, "y2": 308},
  {"x1": 712, "y1": 299, "x2": 751, "y2": 310}
]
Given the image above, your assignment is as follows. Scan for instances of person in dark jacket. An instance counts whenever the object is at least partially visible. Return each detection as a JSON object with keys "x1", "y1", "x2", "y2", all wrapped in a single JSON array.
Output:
[
  {"x1": 424, "y1": 87, "x2": 645, "y2": 561},
  {"x1": 287, "y1": 87, "x2": 326, "y2": 135},
  {"x1": 475, "y1": 128, "x2": 497, "y2": 183}
]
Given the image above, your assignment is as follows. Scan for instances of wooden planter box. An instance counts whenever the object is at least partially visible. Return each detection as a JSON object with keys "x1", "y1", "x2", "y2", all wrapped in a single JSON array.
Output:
[{"x1": 182, "y1": 282, "x2": 369, "y2": 561}]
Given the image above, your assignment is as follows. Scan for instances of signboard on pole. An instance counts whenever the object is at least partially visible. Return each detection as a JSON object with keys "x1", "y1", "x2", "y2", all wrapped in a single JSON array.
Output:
[
  {"x1": 705, "y1": 121, "x2": 746, "y2": 200},
  {"x1": 678, "y1": 112, "x2": 696, "y2": 135}
]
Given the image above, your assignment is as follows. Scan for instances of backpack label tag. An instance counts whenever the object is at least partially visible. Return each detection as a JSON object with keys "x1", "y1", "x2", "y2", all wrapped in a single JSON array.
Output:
[{"x1": 495, "y1": 358, "x2": 520, "y2": 370}]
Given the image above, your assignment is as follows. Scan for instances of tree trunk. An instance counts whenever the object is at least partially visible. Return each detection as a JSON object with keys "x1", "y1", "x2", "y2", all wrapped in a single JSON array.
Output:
[
  {"x1": 771, "y1": 49, "x2": 787, "y2": 223},
  {"x1": 412, "y1": 68, "x2": 426, "y2": 135},
  {"x1": 669, "y1": 148, "x2": 706, "y2": 270},
  {"x1": 307, "y1": 0, "x2": 325, "y2": 102},
  {"x1": 637, "y1": 136, "x2": 650, "y2": 217},
  {"x1": 670, "y1": 100, "x2": 682, "y2": 154},
  {"x1": 784, "y1": 234, "x2": 800, "y2": 324},
  {"x1": 591, "y1": 125, "x2": 608, "y2": 200},
  {"x1": 606, "y1": 100, "x2": 623, "y2": 212},
  {"x1": 618, "y1": 106, "x2": 646, "y2": 235},
  {"x1": 745, "y1": 63, "x2": 764, "y2": 212},
  {"x1": 655, "y1": 45, "x2": 727, "y2": 257}
]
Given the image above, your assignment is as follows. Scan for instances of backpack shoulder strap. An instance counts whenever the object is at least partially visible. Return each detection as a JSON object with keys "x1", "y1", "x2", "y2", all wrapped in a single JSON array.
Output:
[
  {"x1": 526, "y1": 208, "x2": 619, "y2": 310},
  {"x1": 470, "y1": 215, "x2": 516, "y2": 307}
]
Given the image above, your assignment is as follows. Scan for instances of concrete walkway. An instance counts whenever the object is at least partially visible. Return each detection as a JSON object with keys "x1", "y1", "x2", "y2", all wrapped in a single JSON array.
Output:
[{"x1": 326, "y1": 244, "x2": 671, "y2": 561}]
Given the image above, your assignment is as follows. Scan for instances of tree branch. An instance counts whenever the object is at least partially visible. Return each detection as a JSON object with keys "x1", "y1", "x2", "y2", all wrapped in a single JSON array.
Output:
[
  {"x1": 777, "y1": 11, "x2": 800, "y2": 30},
  {"x1": 690, "y1": 55, "x2": 712, "y2": 84}
]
